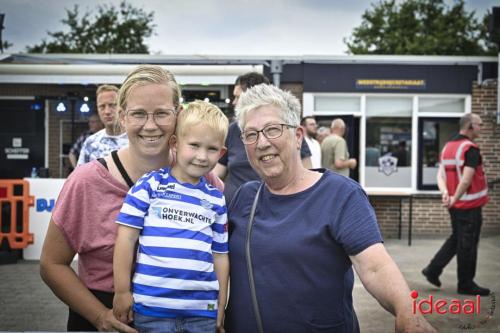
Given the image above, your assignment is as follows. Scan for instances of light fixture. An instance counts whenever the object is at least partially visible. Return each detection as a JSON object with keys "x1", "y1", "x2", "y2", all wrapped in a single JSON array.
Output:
[
  {"x1": 56, "y1": 102, "x2": 67, "y2": 112},
  {"x1": 225, "y1": 98, "x2": 231, "y2": 104},
  {"x1": 80, "y1": 103, "x2": 90, "y2": 113},
  {"x1": 204, "y1": 97, "x2": 210, "y2": 102}
]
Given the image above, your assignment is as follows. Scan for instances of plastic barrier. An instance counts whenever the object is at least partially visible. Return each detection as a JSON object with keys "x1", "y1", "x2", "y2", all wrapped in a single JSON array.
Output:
[{"x1": 0, "y1": 179, "x2": 34, "y2": 249}]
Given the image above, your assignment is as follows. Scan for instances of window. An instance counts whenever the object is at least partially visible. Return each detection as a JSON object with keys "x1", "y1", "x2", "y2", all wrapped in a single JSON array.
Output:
[
  {"x1": 419, "y1": 97, "x2": 464, "y2": 113},
  {"x1": 365, "y1": 97, "x2": 412, "y2": 188},
  {"x1": 417, "y1": 118, "x2": 458, "y2": 190},
  {"x1": 304, "y1": 92, "x2": 468, "y2": 191},
  {"x1": 315, "y1": 96, "x2": 360, "y2": 112}
]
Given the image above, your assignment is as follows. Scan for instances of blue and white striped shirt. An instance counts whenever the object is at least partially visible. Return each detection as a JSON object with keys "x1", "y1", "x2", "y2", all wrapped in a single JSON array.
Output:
[{"x1": 116, "y1": 167, "x2": 228, "y2": 319}]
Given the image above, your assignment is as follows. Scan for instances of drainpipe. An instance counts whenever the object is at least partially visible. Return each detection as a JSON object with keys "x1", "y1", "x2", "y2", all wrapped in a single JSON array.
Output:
[
  {"x1": 270, "y1": 60, "x2": 283, "y2": 87},
  {"x1": 497, "y1": 52, "x2": 500, "y2": 124}
]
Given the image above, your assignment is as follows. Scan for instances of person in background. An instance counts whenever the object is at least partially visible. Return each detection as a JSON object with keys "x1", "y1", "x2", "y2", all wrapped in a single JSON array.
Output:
[
  {"x1": 301, "y1": 116, "x2": 321, "y2": 169},
  {"x1": 113, "y1": 101, "x2": 229, "y2": 333},
  {"x1": 321, "y1": 118, "x2": 357, "y2": 177},
  {"x1": 316, "y1": 126, "x2": 330, "y2": 144},
  {"x1": 40, "y1": 65, "x2": 223, "y2": 332},
  {"x1": 77, "y1": 85, "x2": 128, "y2": 165},
  {"x1": 422, "y1": 113, "x2": 490, "y2": 296},
  {"x1": 68, "y1": 114, "x2": 103, "y2": 168},
  {"x1": 224, "y1": 84, "x2": 435, "y2": 333},
  {"x1": 214, "y1": 72, "x2": 312, "y2": 204}
]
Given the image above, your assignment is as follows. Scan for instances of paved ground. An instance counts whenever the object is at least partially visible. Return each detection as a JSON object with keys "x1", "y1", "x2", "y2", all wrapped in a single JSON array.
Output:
[{"x1": 0, "y1": 235, "x2": 499, "y2": 332}]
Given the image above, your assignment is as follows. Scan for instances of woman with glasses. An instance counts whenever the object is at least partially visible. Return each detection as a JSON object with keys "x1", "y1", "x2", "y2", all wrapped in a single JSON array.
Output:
[
  {"x1": 224, "y1": 84, "x2": 435, "y2": 333},
  {"x1": 40, "y1": 65, "x2": 223, "y2": 332}
]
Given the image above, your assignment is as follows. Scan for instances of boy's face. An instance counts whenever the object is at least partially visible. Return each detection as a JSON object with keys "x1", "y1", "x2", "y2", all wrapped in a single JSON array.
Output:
[{"x1": 170, "y1": 123, "x2": 227, "y2": 184}]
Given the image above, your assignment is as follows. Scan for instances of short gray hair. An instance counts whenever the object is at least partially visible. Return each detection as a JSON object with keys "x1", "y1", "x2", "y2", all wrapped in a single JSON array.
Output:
[{"x1": 235, "y1": 84, "x2": 301, "y2": 130}]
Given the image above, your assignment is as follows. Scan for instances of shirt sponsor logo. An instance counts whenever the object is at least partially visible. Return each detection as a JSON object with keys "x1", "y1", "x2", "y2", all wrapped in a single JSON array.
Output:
[
  {"x1": 200, "y1": 199, "x2": 214, "y2": 210},
  {"x1": 157, "y1": 183, "x2": 175, "y2": 191},
  {"x1": 151, "y1": 206, "x2": 213, "y2": 225}
]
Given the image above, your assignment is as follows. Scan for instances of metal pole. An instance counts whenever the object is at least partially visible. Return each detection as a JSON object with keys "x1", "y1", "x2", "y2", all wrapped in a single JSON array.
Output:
[{"x1": 270, "y1": 60, "x2": 283, "y2": 88}]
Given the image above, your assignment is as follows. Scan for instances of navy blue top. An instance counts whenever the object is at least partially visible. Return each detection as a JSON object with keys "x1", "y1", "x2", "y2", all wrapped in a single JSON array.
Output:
[
  {"x1": 219, "y1": 122, "x2": 312, "y2": 204},
  {"x1": 225, "y1": 170, "x2": 383, "y2": 333}
]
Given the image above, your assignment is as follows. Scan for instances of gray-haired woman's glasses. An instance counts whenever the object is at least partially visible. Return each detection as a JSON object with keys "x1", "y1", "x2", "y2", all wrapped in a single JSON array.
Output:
[
  {"x1": 241, "y1": 123, "x2": 297, "y2": 145},
  {"x1": 126, "y1": 109, "x2": 176, "y2": 126}
]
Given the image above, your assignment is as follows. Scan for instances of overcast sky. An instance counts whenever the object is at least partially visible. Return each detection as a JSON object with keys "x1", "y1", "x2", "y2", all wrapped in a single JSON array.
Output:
[{"x1": 1, "y1": 0, "x2": 498, "y2": 55}]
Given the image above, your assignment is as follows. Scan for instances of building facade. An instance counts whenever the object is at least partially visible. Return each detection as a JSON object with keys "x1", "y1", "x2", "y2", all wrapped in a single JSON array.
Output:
[{"x1": 0, "y1": 54, "x2": 498, "y2": 237}]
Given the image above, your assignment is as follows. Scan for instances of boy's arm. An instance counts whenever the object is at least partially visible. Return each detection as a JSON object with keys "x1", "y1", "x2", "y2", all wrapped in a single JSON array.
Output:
[
  {"x1": 113, "y1": 225, "x2": 140, "y2": 324},
  {"x1": 213, "y1": 252, "x2": 229, "y2": 332}
]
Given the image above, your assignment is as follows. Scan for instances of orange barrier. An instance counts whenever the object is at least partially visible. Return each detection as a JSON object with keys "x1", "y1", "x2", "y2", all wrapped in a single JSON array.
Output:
[{"x1": 0, "y1": 180, "x2": 34, "y2": 249}]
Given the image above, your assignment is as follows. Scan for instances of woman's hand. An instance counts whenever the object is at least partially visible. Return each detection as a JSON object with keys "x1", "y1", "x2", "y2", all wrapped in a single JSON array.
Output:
[
  {"x1": 112, "y1": 291, "x2": 134, "y2": 324},
  {"x1": 96, "y1": 308, "x2": 137, "y2": 333}
]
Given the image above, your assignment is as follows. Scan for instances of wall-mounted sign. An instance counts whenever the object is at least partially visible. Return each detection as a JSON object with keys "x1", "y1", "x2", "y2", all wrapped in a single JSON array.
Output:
[
  {"x1": 13, "y1": 138, "x2": 22, "y2": 147},
  {"x1": 5, "y1": 147, "x2": 30, "y2": 159},
  {"x1": 356, "y1": 79, "x2": 426, "y2": 90}
]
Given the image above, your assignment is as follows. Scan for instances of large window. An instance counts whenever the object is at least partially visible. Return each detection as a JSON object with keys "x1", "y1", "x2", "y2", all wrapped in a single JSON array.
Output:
[
  {"x1": 418, "y1": 118, "x2": 458, "y2": 190},
  {"x1": 303, "y1": 93, "x2": 469, "y2": 192},
  {"x1": 365, "y1": 97, "x2": 412, "y2": 188}
]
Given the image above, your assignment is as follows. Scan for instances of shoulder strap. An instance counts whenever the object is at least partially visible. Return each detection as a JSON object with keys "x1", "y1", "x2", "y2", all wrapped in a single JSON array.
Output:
[
  {"x1": 97, "y1": 157, "x2": 108, "y2": 170},
  {"x1": 111, "y1": 150, "x2": 135, "y2": 188},
  {"x1": 245, "y1": 183, "x2": 265, "y2": 333}
]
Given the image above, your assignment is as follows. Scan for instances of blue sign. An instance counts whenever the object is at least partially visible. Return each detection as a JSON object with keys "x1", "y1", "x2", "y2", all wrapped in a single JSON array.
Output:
[{"x1": 36, "y1": 199, "x2": 55, "y2": 212}]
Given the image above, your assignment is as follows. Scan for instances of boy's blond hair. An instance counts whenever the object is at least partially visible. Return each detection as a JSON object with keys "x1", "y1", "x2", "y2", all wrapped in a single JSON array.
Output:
[{"x1": 176, "y1": 100, "x2": 228, "y2": 143}]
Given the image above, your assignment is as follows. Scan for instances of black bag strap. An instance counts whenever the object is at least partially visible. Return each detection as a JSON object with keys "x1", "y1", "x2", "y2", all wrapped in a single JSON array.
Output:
[
  {"x1": 111, "y1": 150, "x2": 134, "y2": 188},
  {"x1": 245, "y1": 183, "x2": 265, "y2": 333},
  {"x1": 97, "y1": 157, "x2": 108, "y2": 170}
]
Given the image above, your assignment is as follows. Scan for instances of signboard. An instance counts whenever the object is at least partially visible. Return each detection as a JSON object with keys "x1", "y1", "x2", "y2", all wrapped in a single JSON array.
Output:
[
  {"x1": 356, "y1": 79, "x2": 426, "y2": 90},
  {"x1": 23, "y1": 178, "x2": 66, "y2": 260}
]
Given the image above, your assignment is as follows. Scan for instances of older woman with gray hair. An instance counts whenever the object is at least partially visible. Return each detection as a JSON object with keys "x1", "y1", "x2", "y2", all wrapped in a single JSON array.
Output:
[{"x1": 224, "y1": 84, "x2": 435, "y2": 333}]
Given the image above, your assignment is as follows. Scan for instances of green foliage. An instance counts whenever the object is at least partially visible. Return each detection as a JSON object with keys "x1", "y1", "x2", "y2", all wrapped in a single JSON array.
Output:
[
  {"x1": 1, "y1": 40, "x2": 13, "y2": 52},
  {"x1": 26, "y1": 1, "x2": 155, "y2": 54},
  {"x1": 345, "y1": 0, "x2": 498, "y2": 55}
]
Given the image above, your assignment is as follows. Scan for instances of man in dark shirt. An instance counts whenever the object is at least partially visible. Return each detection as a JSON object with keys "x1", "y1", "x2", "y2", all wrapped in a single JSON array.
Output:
[
  {"x1": 214, "y1": 72, "x2": 312, "y2": 204},
  {"x1": 422, "y1": 113, "x2": 489, "y2": 296}
]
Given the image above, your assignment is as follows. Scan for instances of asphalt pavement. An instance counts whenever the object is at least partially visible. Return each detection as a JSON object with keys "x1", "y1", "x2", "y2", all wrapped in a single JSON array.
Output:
[{"x1": 0, "y1": 235, "x2": 499, "y2": 332}]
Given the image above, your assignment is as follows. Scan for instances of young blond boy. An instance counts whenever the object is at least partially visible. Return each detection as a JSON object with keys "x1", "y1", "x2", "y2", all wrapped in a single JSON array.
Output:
[{"x1": 113, "y1": 101, "x2": 229, "y2": 332}]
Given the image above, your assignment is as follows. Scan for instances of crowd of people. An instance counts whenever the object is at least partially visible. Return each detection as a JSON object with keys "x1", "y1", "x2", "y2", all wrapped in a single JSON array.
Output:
[{"x1": 42, "y1": 66, "x2": 491, "y2": 333}]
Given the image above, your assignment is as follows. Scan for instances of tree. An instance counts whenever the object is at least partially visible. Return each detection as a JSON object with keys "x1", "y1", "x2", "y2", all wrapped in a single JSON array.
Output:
[
  {"x1": 26, "y1": 1, "x2": 155, "y2": 54},
  {"x1": 344, "y1": 0, "x2": 498, "y2": 55}
]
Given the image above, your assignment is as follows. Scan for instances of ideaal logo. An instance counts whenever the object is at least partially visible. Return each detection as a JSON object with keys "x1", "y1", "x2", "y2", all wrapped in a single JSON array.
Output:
[
  {"x1": 36, "y1": 198, "x2": 55, "y2": 212},
  {"x1": 411, "y1": 290, "x2": 496, "y2": 330}
]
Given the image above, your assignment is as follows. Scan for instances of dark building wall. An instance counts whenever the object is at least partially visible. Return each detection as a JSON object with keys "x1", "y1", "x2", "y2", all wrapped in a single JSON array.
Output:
[
  {"x1": 0, "y1": 84, "x2": 98, "y2": 178},
  {"x1": 280, "y1": 63, "x2": 479, "y2": 94}
]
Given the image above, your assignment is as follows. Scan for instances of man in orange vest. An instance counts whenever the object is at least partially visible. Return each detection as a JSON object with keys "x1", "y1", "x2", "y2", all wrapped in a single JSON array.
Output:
[{"x1": 422, "y1": 113, "x2": 489, "y2": 296}]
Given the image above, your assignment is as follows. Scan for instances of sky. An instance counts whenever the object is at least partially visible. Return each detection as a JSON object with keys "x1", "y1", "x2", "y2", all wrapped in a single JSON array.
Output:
[{"x1": 0, "y1": 0, "x2": 498, "y2": 55}]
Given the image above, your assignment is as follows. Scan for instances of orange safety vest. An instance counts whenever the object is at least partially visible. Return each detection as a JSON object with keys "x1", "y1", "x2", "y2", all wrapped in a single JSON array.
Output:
[{"x1": 440, "y1": 138, "x2": 488, "y2": 209}]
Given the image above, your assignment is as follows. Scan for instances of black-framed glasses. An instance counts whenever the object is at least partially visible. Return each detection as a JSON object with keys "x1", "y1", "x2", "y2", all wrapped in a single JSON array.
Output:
[
  {"x1": 240, "y1": 123, "x2": 297, "y2": 145},
  {"x1": 126, "y1": 109, "x2": 176, "y2": 126}
]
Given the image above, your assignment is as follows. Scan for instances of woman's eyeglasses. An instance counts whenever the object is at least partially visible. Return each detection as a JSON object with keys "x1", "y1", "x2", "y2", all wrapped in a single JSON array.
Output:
[
  {"x1": 241, "y1": 123, "x2": 296, "y2": 145},
  {"x1": 126, "y1": 109, "x2": 176, "y2": 126}
]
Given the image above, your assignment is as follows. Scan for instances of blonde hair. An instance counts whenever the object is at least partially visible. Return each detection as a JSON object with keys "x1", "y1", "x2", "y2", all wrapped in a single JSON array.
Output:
[
  {"x1": 96, "y1": 84, "x2": 119, "y2": 97},
  {"x1": 176, "y1": 100, "x2": 228, "y2": 143},
  {"x1": 118, "y1": 65, "x2": 181, "y2": 112}
]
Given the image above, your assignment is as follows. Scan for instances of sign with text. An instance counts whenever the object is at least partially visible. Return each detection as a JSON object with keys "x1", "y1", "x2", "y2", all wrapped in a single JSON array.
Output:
[{"x1": 356, "y1": 79, "x2": 426, "y2": 90}]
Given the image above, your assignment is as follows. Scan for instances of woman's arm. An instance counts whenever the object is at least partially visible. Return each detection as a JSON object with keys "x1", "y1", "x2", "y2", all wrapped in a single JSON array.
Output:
[
  {"x1": 40, "y1": 220, "x2": 137, "y2": 333},
  {"x1": 350, "y1": 243, "x2": 435, "y2": 333}
]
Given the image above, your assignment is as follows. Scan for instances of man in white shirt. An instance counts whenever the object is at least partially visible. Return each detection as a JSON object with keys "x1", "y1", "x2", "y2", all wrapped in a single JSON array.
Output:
[
  {"x1": 77, "y1": 85, "x2": 128, "y2": 165},
  {"x1": 301, "y1": 116, "x2": 322, "y2": 169}
]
